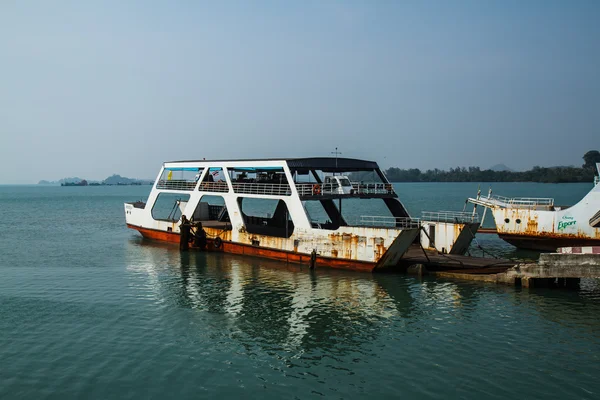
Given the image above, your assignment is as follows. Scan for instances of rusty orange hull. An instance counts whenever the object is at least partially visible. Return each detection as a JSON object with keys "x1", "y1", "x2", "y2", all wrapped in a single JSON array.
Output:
[
  {"x1": 499, "y1": 233, "x2": 600, "y2": 252},
  {"x1": 127, "y1": 224, "x2": 377, "y2": 272}
]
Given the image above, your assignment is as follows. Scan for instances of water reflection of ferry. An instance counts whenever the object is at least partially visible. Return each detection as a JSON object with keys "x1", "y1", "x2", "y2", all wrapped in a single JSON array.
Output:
[
  {"x1": 128, "y1": 244, "x2": 445, "y2": 348},
  {"x1": 125, "y1": 157, "x2": 479, "y2": 272}
]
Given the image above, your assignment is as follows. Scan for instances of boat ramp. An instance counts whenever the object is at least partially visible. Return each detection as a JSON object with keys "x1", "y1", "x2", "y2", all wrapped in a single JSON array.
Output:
[{"x1": 394, "y1": 245, "x2": 600, "y2": 289}]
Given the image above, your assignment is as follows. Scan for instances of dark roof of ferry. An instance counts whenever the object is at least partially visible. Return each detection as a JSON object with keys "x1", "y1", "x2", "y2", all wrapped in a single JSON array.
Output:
[
  {"x1": 286, "y1": 157, "x2": 379, "y2": 172},
  {"x1": 165, "y1": 157, "x2": 380, "y2": 171}
]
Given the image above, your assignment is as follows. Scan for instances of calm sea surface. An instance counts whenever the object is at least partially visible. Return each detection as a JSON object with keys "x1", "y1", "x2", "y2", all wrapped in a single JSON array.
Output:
[{"x1": 1, "y1": 183, "x2": 599, "y2": 399}]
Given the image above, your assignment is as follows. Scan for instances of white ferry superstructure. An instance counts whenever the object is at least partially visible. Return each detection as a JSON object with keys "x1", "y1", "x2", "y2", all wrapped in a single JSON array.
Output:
[{"x1": 125, "y1": 157, "x2": 479, "y2": 272}]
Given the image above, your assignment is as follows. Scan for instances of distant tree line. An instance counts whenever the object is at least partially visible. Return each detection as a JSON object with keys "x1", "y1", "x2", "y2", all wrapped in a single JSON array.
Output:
[{"x1": 383, "y1": 150, "x2": 600, "y2": 183}]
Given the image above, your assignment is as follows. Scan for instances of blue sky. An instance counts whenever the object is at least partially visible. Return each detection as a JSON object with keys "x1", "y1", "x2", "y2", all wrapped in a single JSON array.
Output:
[{"x1": 1, "y1": 1, "x2": 598, "y2": 183}]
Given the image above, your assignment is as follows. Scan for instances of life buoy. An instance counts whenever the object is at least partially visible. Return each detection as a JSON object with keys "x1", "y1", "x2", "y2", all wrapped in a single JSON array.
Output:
[
  {"x1": 213, "y1": 236, "x2": 223, "y2": 248},
  {"x1": 312, "y1": 184, "x2": 321, "y2": 195}
]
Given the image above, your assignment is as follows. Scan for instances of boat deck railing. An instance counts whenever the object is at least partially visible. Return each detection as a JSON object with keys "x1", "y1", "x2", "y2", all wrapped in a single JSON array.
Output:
[
  {"x1": 352, "y1": 183, "x2": 395, "y2": 195},
  {"x1": 295, "y1": 182, "x2": 394, "y2": 197},
  {"x1": 421, "y1": 211, "x2": 479, "y2": 223},
  {"x1": 232, "y1": 182, "x2": 292, "y2": 196},
  {"x1": 155, "y1": 179, "x2": 395, "y2": 197},
  {"x1": 355, "y1": 216, "x2": 420, "y2": 228},
  {"x1": 490, "y1": 195, "x2": 554, "y2": 208},
  {"x1": 198, "y1": 182, "x2": 229, "y2": 193},
  {"x1": 310, "y1": 216, "x2": 419, "y2": 229},
  {"x1": 156, "y1": 180, "x2": 198, "y2": 191}
]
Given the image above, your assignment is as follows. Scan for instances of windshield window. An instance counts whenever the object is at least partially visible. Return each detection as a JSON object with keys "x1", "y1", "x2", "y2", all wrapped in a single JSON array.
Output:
[{"x1": 339, "y1": 178, "x2": 351, "y2": 187}]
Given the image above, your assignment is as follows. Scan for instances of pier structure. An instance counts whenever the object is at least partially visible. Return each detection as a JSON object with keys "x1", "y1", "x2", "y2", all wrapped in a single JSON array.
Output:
[{"x1": 395, "y1": 245, "x2": 600, "y2": 289}]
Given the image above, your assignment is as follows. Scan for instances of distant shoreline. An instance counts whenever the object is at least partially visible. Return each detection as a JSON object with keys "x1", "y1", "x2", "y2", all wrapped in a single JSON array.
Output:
[
  {"x1": 381, "y1": 166, "x2": 597, "y2": 184},
  {"x1": 39, "y1": 174, "x2": 153, "y2": 186}
]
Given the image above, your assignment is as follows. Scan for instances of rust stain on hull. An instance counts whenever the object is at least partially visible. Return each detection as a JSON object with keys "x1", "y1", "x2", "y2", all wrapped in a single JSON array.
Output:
[
  {"x1": 499, "y1": 232, "x2": 600, "y2": 252},
  {"x1": 525, "y1": 218, "x2": 538, "y2": 234},
  {"x1": 127, "y1": 224, "x2": 377, "y2": 272}
]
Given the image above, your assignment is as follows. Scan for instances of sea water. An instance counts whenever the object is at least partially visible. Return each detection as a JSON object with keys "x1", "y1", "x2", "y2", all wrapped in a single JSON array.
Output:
[{"x1": 0, "y1": 183, "x2": 598, "y2": 399}]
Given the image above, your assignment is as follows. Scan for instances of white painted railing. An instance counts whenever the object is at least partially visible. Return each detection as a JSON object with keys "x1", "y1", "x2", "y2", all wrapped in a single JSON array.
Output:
[
  {"x1": 232, "y1": 182, "x2": 291, "y2": 196},
  {"x1": 295, "y1": 183, "x2": 341, "y2": 196},
  {"x1": 421, "y1": 211, "x2": 479, "y2": 223},
  {"x1": 157, "y1": 179, "x2": 396, "y2": 196},
  {"x1": 356, "y1": 216, "x2": 420, "y2": 228},
  {"x1": 156, "y1": 180, "x2": 197, "y2": 191},
  {"x1": 295, "y1": 182, "x2": 395, "y2": 196},
  {"x1": 352, "y1": 183, "x2": 395, "y2": 195},
  {"x1": 198, "y1": 182, "x2": 229, "y2": 193},
  {"x1": 490, "y1": 195, "x2": 554, "y2": 207}
]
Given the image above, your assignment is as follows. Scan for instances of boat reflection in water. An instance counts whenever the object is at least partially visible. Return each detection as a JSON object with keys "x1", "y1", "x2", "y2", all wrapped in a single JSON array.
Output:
[
  {"x1": 124, "y1": 237, "x2": 497, "y2": 352},
  {"x1": 124, "y1": 237, "x2": 600, "y2": 398}
]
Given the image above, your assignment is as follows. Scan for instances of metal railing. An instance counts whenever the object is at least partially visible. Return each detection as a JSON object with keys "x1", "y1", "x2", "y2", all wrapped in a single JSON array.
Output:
[
  {"x1": 489, "y1": 195, "x2": 554, "y2": 207},
  {"x1": 295, "y1": 182, "x2": 395, "y2": 196},
  {"x1": 352, "y1": 183, "x2": 395, "y2": 195},
  {"x1": 356, "y1": 216, "x2": 420, "y2": 228},
  {"x1": 198, "y1": 182, "x2": 229, "y2": 193},
  {"x1": 296, "y1": 183, "x2": 338, "y2": 196},
  {"x1": 421, "y1": 211, "x2": 479, "y2": 223},
  {"x1": 156, "y1": 179, "x2": 397, "y2": 196},
  {"x1": 232, "y1": 182, "x2": 291, "y2": 196},
  {"x1": 156, "y1": 180, "x2": 197, "y2": 191}
]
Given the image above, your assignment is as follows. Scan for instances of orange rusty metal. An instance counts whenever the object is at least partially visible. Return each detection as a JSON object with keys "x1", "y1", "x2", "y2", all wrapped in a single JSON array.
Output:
[
  {"x1": 525, "y1": 218, "x2": 539, "y2": 234},
  {"x1": 127, "y1": 224, "x2": 377, "y2": 272}
]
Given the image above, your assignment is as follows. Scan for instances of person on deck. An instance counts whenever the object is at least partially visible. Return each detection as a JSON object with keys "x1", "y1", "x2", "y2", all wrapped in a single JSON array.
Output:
[
  {"x1": 179, "y1": 215, "x2": 192, "y2": 251},
  {"x1": 193, "y1": 221, "x2": 207, "y2": 250}
]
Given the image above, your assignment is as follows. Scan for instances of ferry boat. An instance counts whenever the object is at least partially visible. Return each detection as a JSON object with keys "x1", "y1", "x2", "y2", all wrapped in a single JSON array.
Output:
[
  {"x1": 468, "y1": 163, "x2": 600, "y2": 251},
  {"x1": 125, "y1": 157, "x2": 480, "y2": 271}
]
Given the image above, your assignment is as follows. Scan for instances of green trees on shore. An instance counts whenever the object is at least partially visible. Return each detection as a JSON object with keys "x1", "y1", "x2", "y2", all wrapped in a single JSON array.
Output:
[{"x1": 384, "y1": 151, "x2": 599, "y2": 183}]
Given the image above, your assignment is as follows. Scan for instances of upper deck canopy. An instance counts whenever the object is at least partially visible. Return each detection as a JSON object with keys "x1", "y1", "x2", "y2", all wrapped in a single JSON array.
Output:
[{"x1": 164, "y1": 157, "x2": 380, "y2": 172}]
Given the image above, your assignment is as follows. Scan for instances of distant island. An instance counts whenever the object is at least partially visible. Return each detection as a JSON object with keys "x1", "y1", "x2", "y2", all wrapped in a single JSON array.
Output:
[{"x1": 38, "y1": 174, "x2": 153, "y2": 186}]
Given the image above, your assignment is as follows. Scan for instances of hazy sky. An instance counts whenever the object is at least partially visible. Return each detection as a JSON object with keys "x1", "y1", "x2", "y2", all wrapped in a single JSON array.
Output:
[{"x1": 1, "y1": 1, "x2": 599, "y2": 183}]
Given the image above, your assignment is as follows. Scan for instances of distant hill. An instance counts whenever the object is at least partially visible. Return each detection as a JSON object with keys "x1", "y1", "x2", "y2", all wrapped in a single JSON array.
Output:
[
  {"x1": 102, "y1": 174, "x2": 153, "y2": 185},
  {"x1": 38, "y1": 177, "x2": 84, "y2": 185},
  {"x1": 489, "y1": 164, "x2": 513, "y2": 172},
  {"x1": 39, "y1": 174, "x2": 152, "y2": 185}
]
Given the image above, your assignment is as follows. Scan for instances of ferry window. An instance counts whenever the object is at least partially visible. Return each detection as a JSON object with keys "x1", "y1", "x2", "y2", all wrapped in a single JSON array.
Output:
[
  {"x1": 151, "y1": 193, "x2": 191, "y2": 221},
  {"x1": 229, "y1": 167, "x2": 290, "y2": 196},
  {"x1": 199, "y1": 168, "x2": 229, "y2": 193},
  {"x1": 157, "y1": 168, "x2": 201, "y2": 190},
  {"x1": 191, "y1": 195, "x2": 230, "y2": 223},
  {"x1": 229, "y1": 167, "x2": 287, "y2": 183},
  {"x1": 339, "y1": 178, "x2": 351, "y2": 187},
  {"x1": 202, "y1": 167, "x2": 225, "y2": 182},
  {"x1": 238, "y1": 197, "x2": 294, "y2": 238}
]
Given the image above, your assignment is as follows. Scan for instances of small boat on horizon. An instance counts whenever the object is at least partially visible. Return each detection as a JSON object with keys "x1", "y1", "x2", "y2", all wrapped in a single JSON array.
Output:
[
  {"x1": 124, "y1": 157, "x2": 480, "y2": 272},
  {"x1": 469, "y1": 163, "x2": 600, "y2": 251}
]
